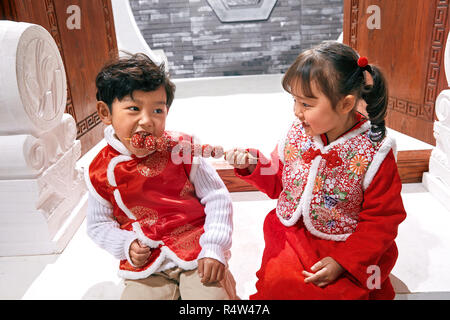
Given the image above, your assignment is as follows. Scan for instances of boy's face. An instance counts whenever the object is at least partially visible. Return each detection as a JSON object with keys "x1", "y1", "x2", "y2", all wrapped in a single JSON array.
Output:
[{"x1": 97, "y1": 86, "x2": 168, "y2": 157}]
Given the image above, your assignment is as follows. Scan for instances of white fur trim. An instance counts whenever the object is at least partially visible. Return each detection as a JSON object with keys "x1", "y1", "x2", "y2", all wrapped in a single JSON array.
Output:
[
  {"x1": 116, "y1": 244, "x2": 199, "y2": 279},
  {"x1": 160, "y1": 246, "x2": 198, "y2": 270},
  {"x1": 132, "y1": 222, "x2": 164, "y2": 248},
  {"x1": 83, "y1": 162, "x2": 113, "y2": 208},
  {"x1": 118, "y1": 253, "x2": 167, "y2": 280},
  {"x1": 363, "y1": 135, "x2": 396, "y2": 191},
  {"x1": 277, "y1": 156, "x2": 322, "y2": 227},
  {"x1": 108, "y1": 154, "x2": 135, "y2": 220},
  {"x1": 107, "y1": 155, "x2": 133, "y2": 187},
  {"x1": 104, "y1": 125, "x2": 132, "y2": 156},
  {"x1": 113, "y1": 189, "x2": 137, "y2": 220},
  {"x1": 314, "y1": 122, "x2": 371, "y2": 152}
]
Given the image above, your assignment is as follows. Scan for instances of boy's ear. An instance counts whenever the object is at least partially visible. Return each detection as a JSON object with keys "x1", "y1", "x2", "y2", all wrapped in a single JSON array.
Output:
[
  {"x1": 97, "y1": 101, "x2": 112, "y2": 125},
  {"x1": 338, "y1": 95, "x2": 356, "y2": 115}
]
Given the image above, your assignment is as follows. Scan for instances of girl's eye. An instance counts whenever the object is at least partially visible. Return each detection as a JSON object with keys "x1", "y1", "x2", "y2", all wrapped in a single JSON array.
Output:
[{"x1": 302, "y1": 103, "x2": 311, "y2": 108}]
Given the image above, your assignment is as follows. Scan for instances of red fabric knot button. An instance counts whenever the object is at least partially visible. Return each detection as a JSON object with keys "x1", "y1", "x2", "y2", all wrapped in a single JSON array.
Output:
[
  {"x1": 302, "y1": 147, "x2": 343, "y2": 168},
  {"x1": 302, "y1": 147, "x2": 323, "y2": 164},
  {"x1": 357, "y1": 56, "x2": 369, "y2": 68}
]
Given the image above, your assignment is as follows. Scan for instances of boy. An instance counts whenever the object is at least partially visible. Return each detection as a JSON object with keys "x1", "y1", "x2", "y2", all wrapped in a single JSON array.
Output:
[{"x1": 84, "y1": 53, "x2": 235, "y2": 300}]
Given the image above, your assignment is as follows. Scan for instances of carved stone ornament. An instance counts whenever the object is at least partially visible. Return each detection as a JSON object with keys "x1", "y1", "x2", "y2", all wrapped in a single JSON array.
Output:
[
  {"x1": 422, "y1": 31, "x2": 450, "y2": 212},
  {"x1": 0, "y1": 21, "x2": 66, "y2": 136},
  {"x1": 0, "y1": 21, "x2": 86, "y2": 256},
  {"x1": 207, "y1": 0, "x2": 277, "y2": 22}
]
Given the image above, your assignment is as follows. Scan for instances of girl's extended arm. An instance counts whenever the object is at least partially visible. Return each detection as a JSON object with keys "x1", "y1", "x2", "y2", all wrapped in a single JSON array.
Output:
[{"x1": 231, "y1": 147, "x2": 285, "y2": 199}]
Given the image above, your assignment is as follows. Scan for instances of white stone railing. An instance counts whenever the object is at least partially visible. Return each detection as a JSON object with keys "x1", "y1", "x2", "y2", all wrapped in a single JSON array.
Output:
[
  {"x1": 423, "y1": 32, "x2": 450, "y2": 211},
  {"x1": 0, "y1": 21, "x2": 87, "y2": 256}
]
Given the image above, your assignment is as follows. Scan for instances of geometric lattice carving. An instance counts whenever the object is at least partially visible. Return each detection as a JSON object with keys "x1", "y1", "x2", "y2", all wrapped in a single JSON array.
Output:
[{"x1": 207, "y1": 0, "x2": 277, "y2": 22}]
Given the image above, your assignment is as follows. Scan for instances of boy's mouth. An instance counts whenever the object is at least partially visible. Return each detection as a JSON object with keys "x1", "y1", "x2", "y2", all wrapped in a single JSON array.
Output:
[{"x1": 130, "y1": 131, "x2": 152, "y2": 149}]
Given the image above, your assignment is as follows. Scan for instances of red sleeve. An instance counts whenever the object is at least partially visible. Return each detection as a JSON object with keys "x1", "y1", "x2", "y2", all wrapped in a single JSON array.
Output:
[
  {"x1": 234, "y1": 147, "x2": 284, "y2": 199},
  {"x1": 330, "y1": 150, "x2": 407, "y2": 285}
]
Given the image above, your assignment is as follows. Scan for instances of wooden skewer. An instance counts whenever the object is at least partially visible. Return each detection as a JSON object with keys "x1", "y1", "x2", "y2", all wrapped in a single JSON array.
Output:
[{"x1": 124, "y1": 134, "x2": 258, "y2": 164}]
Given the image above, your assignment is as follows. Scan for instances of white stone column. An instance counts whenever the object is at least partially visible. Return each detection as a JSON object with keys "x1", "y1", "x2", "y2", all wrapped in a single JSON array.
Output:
[
  {"x1": 0, "y1": 21, "x2": 87, "y2": 256},
  {"x1": 423, "y1": 32, "x2": 450, "y2": 212},
  {"x1": 110, "y1": 0, "x2": 168, "y2": 67}
]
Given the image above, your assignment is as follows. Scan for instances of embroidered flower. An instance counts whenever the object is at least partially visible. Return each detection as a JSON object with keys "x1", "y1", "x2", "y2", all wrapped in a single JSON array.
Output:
[
  {"x1": 313, "y1": 175, "x2": 324, "y2": 193},
  {"x1": 324, "y1": 194, "x2": 338, "y2": 209},
  {"x1": 180, "y1": 179, "x2": 195, "y2": 197},
  {"x1": 169, "y1": 224, "x2": 202, "y2": 251},
  {"x1": 326, "y1": 220, "x2": 336, "y2": 228},
  {"x1": 137, "y1": 151, "x2": 169, "y2": 177},
  {"x1": 284, "y1": 144, "x2": 299, "y2": 162},
  {"x1": 349, "y1": 155, "x2": 368, "y2": 176},
  {"x1": 131, "y1": 206, "x2": 158, "y2": 228}
]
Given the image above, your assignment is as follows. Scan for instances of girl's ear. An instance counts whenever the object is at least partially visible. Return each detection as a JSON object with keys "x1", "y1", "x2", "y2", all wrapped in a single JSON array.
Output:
[
  {"x1": 97, "y1": 101, "x2": 112, "y2": 125},
  {"x1": 337, "y1": 95, "x2": 356, "y2": 115}
]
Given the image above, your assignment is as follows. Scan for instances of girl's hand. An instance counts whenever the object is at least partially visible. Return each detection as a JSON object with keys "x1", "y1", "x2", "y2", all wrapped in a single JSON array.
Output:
[
  {"x1": 129, "y1": 239, "x2": 151, "y2": 267},
  {"x1": 302, "y1": 256, "x2": 344, "y2": 288},
  {"x1": 225, "y1": 148, "x2": 258, "y2": 171}
]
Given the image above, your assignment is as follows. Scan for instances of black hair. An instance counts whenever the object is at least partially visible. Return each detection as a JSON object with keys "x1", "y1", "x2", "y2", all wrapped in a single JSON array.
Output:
[
  {"x1": 95, "y1": 53, "x2": 175, "y2": 111},
  {"x1": 282, "y1": 41, "x2": 388, "y2": 142}
]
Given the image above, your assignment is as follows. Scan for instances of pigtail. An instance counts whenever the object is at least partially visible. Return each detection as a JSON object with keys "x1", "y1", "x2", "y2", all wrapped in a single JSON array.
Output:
[{"x1": 361, "y1": 65, "x2": 388, "y2": 142}]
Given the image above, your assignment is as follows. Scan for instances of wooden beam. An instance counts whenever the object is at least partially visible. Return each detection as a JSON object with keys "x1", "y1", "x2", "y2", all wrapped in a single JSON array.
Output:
[
  {"x1": 214, "y1": 149, "x2": 433, "y2": 192},
  {"x1": 396, "y1": 149, "x2": 432, "y2": 184}
]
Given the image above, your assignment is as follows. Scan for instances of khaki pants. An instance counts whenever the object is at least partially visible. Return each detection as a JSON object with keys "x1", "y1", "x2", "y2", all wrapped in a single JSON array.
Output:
[{"x1": 121, "y1": 267, "x2": 237, "y2": 300}]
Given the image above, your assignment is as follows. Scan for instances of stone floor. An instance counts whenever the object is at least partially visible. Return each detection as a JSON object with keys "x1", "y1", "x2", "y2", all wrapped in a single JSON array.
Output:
[{"x1": 1, "y1": 184, "x2": 450, "y2": 300}]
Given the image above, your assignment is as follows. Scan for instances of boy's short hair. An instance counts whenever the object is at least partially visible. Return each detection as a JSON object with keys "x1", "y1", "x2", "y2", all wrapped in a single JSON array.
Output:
[{"x1": 95, "y1": 53, "x2": 175, "y2": 111}]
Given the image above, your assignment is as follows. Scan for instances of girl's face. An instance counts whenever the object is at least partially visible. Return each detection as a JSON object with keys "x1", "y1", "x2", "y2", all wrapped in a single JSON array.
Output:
[
  {"x1": 292, "y1": 81, "x2": 352, "y2": 143},
  {"x1": 98, "y1": 86, "x2": 168, "y2": 157}
]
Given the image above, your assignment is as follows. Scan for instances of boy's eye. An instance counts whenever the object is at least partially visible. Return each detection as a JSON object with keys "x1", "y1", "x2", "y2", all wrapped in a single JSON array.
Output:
[
  {"x1": 128, "y1": 106, "x2": 139, "y2": 111},
  {"x1": 153, "y1": 108, "x2": 163, "y2": 114}
]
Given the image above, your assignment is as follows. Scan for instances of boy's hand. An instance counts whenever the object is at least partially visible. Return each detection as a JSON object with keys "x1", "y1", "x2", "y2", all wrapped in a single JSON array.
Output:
[
  {"x1": 129, "y1": 239, "x2": 151, "y2": 267},
  {"x1": 225, "y1": 148, "x2": 257, "y2": 171},
  {"x1": 302, "y1": 256, "x2": 344, "y2": 288},
  {"x1": 198, "y1": 258, "x2": 225, "y2": 284}
]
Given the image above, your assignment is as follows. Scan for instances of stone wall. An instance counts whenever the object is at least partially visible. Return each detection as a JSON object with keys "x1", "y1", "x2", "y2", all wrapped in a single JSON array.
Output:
[{"x1": 129, "y1": 0, "x2": 343, "y2": 78}]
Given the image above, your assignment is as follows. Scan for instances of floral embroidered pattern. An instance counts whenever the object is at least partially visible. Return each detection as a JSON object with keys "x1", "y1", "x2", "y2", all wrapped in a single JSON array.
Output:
[
  {"x1": 284, "y1": 143, "x2": 299, "y2": 162},
  {"x1": 313, "y1": 174, "x2": 325, "y2": 193},
  {"x1": 137, "y1": 150, "x2": 169, "y2": 177},
  {"x1": 277, "y1": 120, "x2": 384, "y2": 238},
  {"x1": 131, "y1": 206, "x2": 158, "y2": 228},
  {"x1": 180, "y1": 179, "x2": 195, "y2": 197},
  {"x1": 169, "y1": 224, "x2": 202, "y2": 252},
  {"x1": 349, "y1": 154, "x2": 369, "y2": 176}
]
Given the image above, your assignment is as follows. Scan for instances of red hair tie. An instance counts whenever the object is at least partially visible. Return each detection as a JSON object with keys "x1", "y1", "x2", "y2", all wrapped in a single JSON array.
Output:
[{"x1": 357, "y1": 56, "x2": 369, "y2": 68}]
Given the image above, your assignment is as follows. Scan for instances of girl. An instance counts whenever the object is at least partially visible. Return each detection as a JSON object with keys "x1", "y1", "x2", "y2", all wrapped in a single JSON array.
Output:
[{"x1": 226, "y1": 41, "x2": 406, "y2": 300}]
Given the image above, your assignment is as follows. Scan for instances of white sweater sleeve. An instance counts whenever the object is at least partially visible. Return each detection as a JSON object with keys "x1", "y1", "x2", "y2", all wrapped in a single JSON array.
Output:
[
  {"x1": 192, "y1": 157, "x2": 233, "y2": 266},
  {"x1": 86, "y1": 193, "x2": 138, "y2": 263}
]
